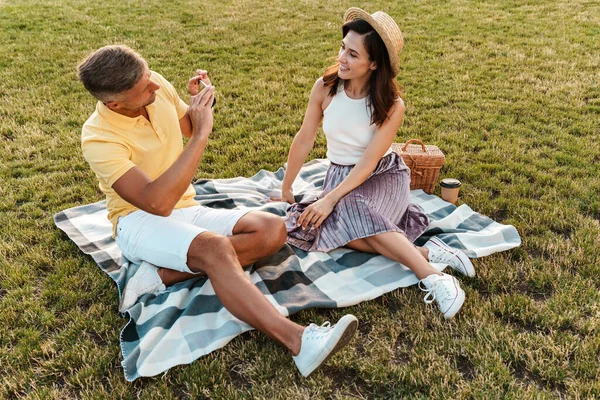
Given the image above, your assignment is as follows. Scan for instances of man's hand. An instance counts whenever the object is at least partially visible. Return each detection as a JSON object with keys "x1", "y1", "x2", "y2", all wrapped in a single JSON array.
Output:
[
  {"x1": 188, "y1": 84, "x2": 215, "y2": 139},
  {"x1": 187, "y1": 69, "x2": 211, "y2": 96}
]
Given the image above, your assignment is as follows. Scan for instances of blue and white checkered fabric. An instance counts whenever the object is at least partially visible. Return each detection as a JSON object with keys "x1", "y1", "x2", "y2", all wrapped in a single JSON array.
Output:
[{"x1": 54, "y1": 159, "x2": 521, "y2": 381}]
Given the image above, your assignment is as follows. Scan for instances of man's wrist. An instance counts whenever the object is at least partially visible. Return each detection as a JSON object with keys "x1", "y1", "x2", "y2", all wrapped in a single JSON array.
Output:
[{"x1": 189, "y1": 133, "x2": 209, "y2": 145}]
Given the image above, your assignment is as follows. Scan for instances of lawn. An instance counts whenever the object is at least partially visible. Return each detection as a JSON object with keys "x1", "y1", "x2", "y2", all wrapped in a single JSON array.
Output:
[{"x1": 1, "y1": 0, "x2": 599, "y2": 398}]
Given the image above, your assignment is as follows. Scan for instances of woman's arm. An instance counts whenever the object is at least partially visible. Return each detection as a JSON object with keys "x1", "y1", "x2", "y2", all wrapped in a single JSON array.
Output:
[
  {"x1": 297, "y1": 99, "x2": 406, "y2": 229},
  {"x1": 277, "y1": 78, "x2": 328, "y2": 203},
  {"x1": 326, "y1": 99, "x2": 405, "y2": 202}
]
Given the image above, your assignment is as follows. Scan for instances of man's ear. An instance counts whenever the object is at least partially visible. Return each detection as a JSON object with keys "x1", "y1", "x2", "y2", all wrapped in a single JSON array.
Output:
[{"x1": 105, "y1": 101, "x2": 119, "y2": 110}]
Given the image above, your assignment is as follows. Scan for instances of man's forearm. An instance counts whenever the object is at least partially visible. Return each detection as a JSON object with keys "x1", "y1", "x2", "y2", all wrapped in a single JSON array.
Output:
[{"x1": 143, "y1": 134, "x2": 208, "y2": 214}]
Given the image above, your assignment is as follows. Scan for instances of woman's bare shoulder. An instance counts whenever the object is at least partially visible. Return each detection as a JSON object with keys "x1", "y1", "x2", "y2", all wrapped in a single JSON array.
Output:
[
  {"x1": 311, "y1": 77, "x2": 327, "y2": 96},
  {"x1": 391, "y1": 96, "x2": 406, "y2": 113}
]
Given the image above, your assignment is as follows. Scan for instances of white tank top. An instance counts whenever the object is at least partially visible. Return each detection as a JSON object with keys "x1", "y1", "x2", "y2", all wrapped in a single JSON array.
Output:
[{"x1": 322, "y1": 84, "x2": 392, "y2": 165}]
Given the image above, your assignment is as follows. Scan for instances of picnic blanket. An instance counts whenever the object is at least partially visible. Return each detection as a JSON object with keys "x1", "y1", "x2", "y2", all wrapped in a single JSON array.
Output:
[{"x1": 54, "y1": 159, "x2": 521, "y2": 381}]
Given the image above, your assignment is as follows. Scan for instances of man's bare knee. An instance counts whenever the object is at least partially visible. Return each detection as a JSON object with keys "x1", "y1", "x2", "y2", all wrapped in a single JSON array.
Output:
[
  {"x1": 259, "y1": 214, "x2": 287, "y2": 254},
  {"x1": 187, "y1": 232, "x2": 238, "y2": 274}
]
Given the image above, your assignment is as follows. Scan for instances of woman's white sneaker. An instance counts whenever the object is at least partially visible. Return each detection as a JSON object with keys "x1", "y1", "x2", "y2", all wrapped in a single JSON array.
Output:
[
  {"x1": 293, "y1": 314, "x2": 358, "y2": 377},
  {"x1": 424, "y1": 237, "x2": 475, "y2": 277},
  {"x1": 419, "y1": 273, "x2": 465, "y2": 319},
  {"x1": 119, "y1": 261, "x2": 166, "y2": 312}
]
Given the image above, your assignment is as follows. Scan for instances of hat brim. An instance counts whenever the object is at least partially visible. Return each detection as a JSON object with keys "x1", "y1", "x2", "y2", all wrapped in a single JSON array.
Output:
[{"x1": 343, "y1": 7, "x2": 402, "y2": 76}]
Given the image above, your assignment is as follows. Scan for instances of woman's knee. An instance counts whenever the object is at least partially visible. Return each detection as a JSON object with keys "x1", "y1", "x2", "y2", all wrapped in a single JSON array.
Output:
[{"x1": 186, "y1": 232, "x2": 238, "y2": 274}]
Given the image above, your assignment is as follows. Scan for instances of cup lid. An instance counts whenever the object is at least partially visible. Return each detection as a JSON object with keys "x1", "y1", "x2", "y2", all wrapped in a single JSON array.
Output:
[{"x1": 440, "y1": 178, "x2": 461, "y2": 188}]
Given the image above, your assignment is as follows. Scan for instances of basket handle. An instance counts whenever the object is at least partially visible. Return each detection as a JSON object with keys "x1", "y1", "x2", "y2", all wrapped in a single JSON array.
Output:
[{"x1": 402, "y1": 139, "x2": 427, "y2": 152}]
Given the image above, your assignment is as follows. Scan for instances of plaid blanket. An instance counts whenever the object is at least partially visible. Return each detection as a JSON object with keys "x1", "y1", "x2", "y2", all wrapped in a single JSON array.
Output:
[{"x1": 54, "y1": 159, "x2": 521, "y2": 381}]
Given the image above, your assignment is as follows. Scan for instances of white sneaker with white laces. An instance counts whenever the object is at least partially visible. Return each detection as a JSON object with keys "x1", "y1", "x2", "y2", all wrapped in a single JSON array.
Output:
[
  {"x1": 119, "y1": 261, "x2": 166, "y2": 312},
  {"x1": 424, "y1": 237, "x2": 475, "y2": 277},
  {"x1": 419, "y1": 273, "x2": 465, "y2": 319},
  {"x1": 293, "y1": 314, "x2": 358, "y2": 377}
]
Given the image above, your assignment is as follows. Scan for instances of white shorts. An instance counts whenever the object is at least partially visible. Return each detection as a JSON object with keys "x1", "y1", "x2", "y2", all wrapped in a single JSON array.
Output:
[{"x1": 115, "y1": 205, "x2": 251, "y2": 274}]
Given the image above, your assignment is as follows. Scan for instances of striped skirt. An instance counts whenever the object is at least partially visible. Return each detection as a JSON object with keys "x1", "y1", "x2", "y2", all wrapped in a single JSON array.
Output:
[{"x1": 285, "y1": 152, "x2": 430, "y2": 252}]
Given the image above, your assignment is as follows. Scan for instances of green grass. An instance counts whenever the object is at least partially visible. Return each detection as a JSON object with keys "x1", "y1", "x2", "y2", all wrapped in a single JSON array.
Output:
[{"x1": 1, "y1": 0, "x2": 599, "y2": 398}]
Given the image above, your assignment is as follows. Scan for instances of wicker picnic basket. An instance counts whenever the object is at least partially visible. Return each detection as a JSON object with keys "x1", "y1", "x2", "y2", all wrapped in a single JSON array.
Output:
[{"x1": 391, "y1": 139, "x2": 445, "y2": 194}]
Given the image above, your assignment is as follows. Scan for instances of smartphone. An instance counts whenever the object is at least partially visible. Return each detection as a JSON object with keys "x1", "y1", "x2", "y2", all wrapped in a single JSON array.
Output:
[{"x1": 199, "y1": 79, "x2": 217, "y2": 108}]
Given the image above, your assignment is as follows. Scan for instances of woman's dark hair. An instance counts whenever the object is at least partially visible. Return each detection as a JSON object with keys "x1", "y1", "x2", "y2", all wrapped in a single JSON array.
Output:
[{"x1": 323, "y1": 19, "x2": 399, "y2": 127}]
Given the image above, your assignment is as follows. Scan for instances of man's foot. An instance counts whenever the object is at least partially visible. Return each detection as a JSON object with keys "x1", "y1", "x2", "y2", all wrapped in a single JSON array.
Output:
[
  {"x1": 419, "y1": 273, "x2": 465, "y2": 319},
  {"x1": 293, "y1": 314, "x2": 358, "y2": 377},
  {"x1": 119, "y1": 261, "x2": 166, "y2": 312},
  {"x1": 424, "y1": 237, "x2": 475, "y2": 277}
]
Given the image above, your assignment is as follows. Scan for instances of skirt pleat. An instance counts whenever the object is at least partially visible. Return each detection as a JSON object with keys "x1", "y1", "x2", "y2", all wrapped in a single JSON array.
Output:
[{"x1": 285, "y1": 153, "x2": 429, "y2": 252}]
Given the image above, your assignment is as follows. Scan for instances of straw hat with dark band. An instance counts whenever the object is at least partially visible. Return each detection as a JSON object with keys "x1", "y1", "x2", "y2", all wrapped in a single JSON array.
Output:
[{"x1": 343, "y1": 7, "x2": 404, "y2": 77}]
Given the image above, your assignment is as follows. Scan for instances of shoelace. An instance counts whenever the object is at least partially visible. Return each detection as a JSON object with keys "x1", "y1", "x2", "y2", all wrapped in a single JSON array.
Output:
[
  {"x1": 305, "y1": 321, "x2": 332, "y2": 340},
  {"x1": 419, "y1": 278, "x2": 452, "y2": 304},
  {"x1": 430, "y1": 247, "x2": 457, "y2": 264}
]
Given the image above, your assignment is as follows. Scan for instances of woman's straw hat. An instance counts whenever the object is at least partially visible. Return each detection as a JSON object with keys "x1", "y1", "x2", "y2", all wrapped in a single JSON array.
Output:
[{"x1": 343, "y1": 7, "x2": 404, "y2": 77}]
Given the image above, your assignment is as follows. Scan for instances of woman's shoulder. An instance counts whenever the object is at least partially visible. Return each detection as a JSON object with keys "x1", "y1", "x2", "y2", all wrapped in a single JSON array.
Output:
[
  {"x1": 309, "y1": 77, "x2": 330, "y2": 103},
  {"x1": 311, "y1": 77, "x2": 327, "y2": 94},
  {"x1": 385, "y1": 96, "x2": 405, "y2": 122},
  {"x1": 391, "y1": 96, "x2": 405, "y2": 112}
]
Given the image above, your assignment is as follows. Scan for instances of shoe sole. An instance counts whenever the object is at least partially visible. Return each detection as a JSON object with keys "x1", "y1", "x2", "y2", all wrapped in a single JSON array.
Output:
[
  {"x1": 302, "y1": 315, "x2": 358, "y2": 377},
  {"x1": 118, "y1": 261, "x2": 162, "y2": 313},
  {"x1": 118, "y1": 278, "x2": 139, "y2": 313},
  {"x1": 443, "y1": 287, "x2": 465, "y2": 319},
  {"x1": 430, "y1": 239, "x2": 476, "y2": 277}
]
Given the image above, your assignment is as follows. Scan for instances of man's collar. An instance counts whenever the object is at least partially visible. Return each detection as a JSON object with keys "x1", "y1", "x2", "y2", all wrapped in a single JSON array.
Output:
[{"x1": 96, "y1": 102, "x2": 156, "y2": 131}]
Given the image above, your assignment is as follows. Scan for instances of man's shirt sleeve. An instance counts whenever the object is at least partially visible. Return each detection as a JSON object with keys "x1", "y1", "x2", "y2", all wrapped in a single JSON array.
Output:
[
  {"x1": 82, "y1": 138, "x2": 135, "y2": 188},
  {"x1": 152, "y1": 72, "x2": 188, "y2": 120}
]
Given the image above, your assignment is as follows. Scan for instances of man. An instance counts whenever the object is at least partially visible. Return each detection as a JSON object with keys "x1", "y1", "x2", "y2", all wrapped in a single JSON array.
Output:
[{"x1": 77, "y1": 45, "x2": 357, "y2": 377}]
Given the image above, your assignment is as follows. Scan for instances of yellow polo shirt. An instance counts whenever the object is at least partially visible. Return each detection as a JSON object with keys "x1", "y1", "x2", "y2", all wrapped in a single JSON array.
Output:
[{"x1": 81, "y1": 71, "x2": 199, "y2": 237}]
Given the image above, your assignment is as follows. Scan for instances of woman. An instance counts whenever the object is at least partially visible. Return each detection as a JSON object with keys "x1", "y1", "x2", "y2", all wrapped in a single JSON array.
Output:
[{"x1": 276, "y1": 8, "x2": 475, "y2": 319}]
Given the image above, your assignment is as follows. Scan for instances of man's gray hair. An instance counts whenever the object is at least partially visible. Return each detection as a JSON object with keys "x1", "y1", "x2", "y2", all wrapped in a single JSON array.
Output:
[{"x1": 77, "y1": 45, "x2": 148, "y2": 102}]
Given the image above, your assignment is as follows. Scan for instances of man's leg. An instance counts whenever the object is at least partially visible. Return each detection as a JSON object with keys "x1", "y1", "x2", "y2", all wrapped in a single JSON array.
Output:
[
  {"x1": 187, "y1": 232, "x2": 358, "y2": 377},
  {"x1": 186, "y1": 231, "x2": 358, "y2": 377},
  {"x1": 117, "y1": 210, "x2": 358, "y2": 376},
  {"x1": 186, "y1": 231, "x2": 303, "y2": 353},
  {"x1": 158, "y1": 211, "x2": 286, "y2": 285},
  {"x1": 229, "y1": 211, "x2": 287, "y2": 266}
]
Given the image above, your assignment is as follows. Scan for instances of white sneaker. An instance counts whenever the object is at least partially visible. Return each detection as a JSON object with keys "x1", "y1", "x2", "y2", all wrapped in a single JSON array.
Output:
[
  {"x1": 424, "y1": 237, "x2": 475, "y2": 277},
  {"x1": 293, "y1": 314, "x2": 358, "y2": 377},
  {"x1": 119, "y1": 261, "x2": 166, "y2": 312},
  {"x1": 419, "y1": 273, "x2": 465, "y2": 319}
]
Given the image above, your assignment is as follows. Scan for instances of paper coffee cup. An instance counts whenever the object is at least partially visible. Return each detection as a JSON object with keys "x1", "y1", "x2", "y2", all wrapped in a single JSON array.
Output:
[{"x1": 440, "y1": 178, "x2": 461, "y2": 204}]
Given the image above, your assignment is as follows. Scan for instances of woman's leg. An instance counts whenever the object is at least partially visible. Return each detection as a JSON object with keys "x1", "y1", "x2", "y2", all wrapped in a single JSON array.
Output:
[
  {"x1": 348, "y1": 237, "x2": 429, "y2": 261},
  {"x1": 346, "y1": 232, "x2": 439, "y2": 280},
  {"x1": 347, "y1": 232, "x2": 466, "y2": 319},
  {"x1": 347, "y1": 233, "x2": 475, "y2": 278}
]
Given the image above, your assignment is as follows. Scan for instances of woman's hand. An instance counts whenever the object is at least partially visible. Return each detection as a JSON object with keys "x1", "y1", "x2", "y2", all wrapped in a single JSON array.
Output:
[
  {"x1": 270, "y1": 187, "x2": 295, "y2": 204},
  {"x1": 297, "y1": 196, "x2": 337, "y2": 230}
]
